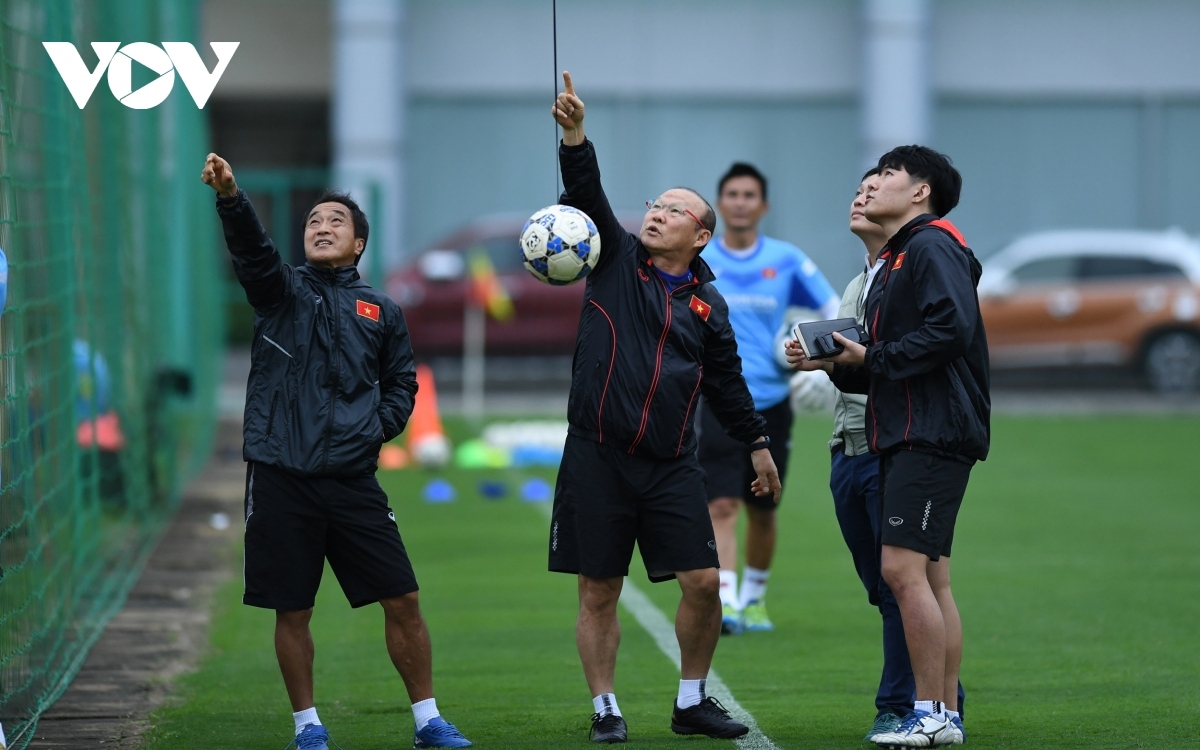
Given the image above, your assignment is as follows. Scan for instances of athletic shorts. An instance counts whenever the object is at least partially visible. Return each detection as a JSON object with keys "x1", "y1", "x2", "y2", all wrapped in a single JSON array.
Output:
[
  {"x1": 242, "y1": 461, "x2": 418, "y2": 610},
  {"x1": 879, "y1": 450, "x2": 973, "y2": 561},
  {"x1": 548, "y1": 435, "x2": 719, "y2": 583},
  {"x1": 697, "y1": 397, "x2": 793, "y2": 510}
]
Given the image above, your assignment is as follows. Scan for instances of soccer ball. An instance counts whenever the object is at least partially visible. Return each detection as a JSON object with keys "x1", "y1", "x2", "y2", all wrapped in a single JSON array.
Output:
[{"x1": 520, "y1": 205, "x2": 601, "y2": 285}]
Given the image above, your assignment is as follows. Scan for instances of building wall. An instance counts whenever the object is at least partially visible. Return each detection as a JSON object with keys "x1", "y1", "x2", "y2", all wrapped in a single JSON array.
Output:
[{"x1": 202, "y1": 0, "x2": 1200, "y2": 286}]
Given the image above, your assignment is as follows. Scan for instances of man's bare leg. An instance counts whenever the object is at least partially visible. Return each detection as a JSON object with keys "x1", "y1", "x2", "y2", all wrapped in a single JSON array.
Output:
[
  {"x1": 927, "y1": 556, "x2": 961, "y2": 712},
  {"x1": 577, "y1": 575, "x2": 624, "y2": 696},
  {"x1": 380, "y1": 592, "x2": 434, "y2": 703},
  {"x1": 674, "y1": 568, "x2": 721, "y2": 679},
  {"x1": 708, "y1": 497, "x2": 741, "y2": 571},
  {"x1": 743, "y1": 505, "x2": 777, "y2": 572},
  {"x1": 275, "y1": 608, "x2": 316, "y2": 711},
  {"x1": 880, "y1": 544, "x2": 946, "y2": 703}
]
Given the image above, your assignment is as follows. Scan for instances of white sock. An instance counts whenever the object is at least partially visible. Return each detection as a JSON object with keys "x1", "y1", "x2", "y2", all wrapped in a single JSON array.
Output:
[
  {"x1": 293, "y1": 707, "x2": 320, "y2": 735},
  {"x1": 412, "y1": 698, "x2": 440, "y2": 731},
  {"x1": 676, "y1": 678, "x2": 706, "y2": 709},
  {"x1": 739, "y1": 566, "x2": 770, "y2": 608},
  {"x1": 914, "y1": 700, "x2": 945, "y2": 720},
  {"x1": 946, "y1": 709, "x2": 960, "y2": 720},
  {"x1": 718, "y1": 570, "x2": 739, "y2": 608},
  {"x1": 592, "y1": 693, "x2": 622, "y2": 717},
  {"x1": 1, "y1": 721, "x2": 7, "y2": 748}
]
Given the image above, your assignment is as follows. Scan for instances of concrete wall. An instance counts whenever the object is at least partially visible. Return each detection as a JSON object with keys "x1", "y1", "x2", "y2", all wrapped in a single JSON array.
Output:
[{"x1": 202, "y1": 0, "x2": 1200, "y2": 286}]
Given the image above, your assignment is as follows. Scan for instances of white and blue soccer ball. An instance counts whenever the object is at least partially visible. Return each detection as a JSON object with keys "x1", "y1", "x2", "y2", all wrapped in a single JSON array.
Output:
[{"x1": 520, "y1": 204, "x2": 601, "y2": 285}]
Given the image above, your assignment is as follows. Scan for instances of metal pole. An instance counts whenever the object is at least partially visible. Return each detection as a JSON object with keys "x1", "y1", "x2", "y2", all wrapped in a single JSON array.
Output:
[{"x1": 462, "y1": 302, "x2": 486, "y2": 424}]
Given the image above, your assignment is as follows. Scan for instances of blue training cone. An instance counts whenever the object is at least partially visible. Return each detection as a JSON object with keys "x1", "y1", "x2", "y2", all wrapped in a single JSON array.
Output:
[
  {"x1": 520, "y1": 477, "x2": 552, "y2": 503},
  {"x1": 422, "y1": 479, "x2": 456, "y2": 503}
]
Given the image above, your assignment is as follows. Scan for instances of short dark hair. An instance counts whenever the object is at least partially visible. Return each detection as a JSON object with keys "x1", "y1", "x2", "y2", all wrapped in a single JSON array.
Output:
[
  {"x1": 717, "y1": 162, "x2": 768, "y2": 201},
  {"x1": 308, "y1": 190, "x2": 370, "y2": 265},
  {"x1": 875, "y1": 145, "x2": 961, "y2": 217},
  {"x1": 861, "y1": 166, "x2": 881, "y2": 182}
]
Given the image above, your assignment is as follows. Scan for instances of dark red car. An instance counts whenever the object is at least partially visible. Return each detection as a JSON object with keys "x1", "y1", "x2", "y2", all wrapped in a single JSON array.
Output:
[{"x1": 386, "y1": 212, "x2": 642, "y2": 356}]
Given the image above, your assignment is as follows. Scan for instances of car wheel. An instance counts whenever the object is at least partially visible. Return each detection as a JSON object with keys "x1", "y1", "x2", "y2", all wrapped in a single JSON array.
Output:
[{"x1": 1143, "y1": 331, "x2": 1200, "y2": 393}]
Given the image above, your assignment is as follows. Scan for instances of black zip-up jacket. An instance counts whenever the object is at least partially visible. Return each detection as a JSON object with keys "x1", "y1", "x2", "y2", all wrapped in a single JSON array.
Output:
[
  {"x1": 829, "y1": 214, "x2": 990, "y2": 463},
  {"x1": 217, "y1": 190, "x2": 418, "y2": 476},
  {"x1": 559, "y1": 140, "x2": 766, "y2": 458}
]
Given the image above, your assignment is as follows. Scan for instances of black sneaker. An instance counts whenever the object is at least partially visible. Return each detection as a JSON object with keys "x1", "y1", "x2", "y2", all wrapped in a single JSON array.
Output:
[
  {"x1": 670, "y1": 697, "x2": 749, "y2": 739},
  {"x1": 590, "y1": 712, "x2": 627, "y2": 743}
]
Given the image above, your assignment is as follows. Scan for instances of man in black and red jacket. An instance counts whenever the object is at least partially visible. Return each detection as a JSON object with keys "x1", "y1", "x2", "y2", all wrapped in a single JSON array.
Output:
[
  {"x1": 788, "y1": 146, "x2": 988, "y2": 747},
  {"x1": 548, "y1": 72, "x2": 780, "y2": 744}
]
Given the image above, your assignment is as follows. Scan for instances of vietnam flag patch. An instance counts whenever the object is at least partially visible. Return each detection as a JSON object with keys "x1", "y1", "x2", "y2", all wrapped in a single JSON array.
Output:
[
  {"x1": 688, "y1": 295, "x2": 712, "y2": 322},
  {"x1": 891, "y1": 251, "x2": 907, "y2": 270},
  {"x1": 356, "y1": 299, "x2": 380, "y2": 321}
]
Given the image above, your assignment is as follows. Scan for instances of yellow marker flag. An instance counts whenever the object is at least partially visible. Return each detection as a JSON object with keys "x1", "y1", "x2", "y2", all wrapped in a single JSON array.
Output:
[{"x1": 467, "y1": 248, "x2": 515, "y2": 321}]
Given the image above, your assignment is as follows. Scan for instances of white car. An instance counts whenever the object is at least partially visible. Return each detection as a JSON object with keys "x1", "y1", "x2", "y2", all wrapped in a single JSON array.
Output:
[{"x1": 977, "y1": 229, "x2": 1200, "y2": 392}]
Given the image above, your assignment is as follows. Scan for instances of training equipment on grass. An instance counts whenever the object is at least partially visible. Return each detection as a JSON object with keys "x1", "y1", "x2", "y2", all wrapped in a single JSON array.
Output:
[
  {"x1": 520, "y1": 204, "x2": 600, "y2": 285},
  {"x1": 408, "y1": 364, "x2": 451, "y2": 468}
]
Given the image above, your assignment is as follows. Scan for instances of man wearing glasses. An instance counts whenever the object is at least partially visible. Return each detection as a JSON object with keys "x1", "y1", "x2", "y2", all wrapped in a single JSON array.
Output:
[{"x1": 547, "y1": 72, "x2": 781, "y2": 744}]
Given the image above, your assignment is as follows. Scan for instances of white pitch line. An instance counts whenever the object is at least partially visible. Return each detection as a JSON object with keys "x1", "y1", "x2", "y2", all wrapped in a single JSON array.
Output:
[{"x1": 534, "y1": 503, "x2": 779, "y2": 749}]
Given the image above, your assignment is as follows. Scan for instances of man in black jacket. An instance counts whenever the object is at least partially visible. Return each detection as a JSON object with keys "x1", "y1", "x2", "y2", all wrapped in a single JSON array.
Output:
[
  {"x1": 547, "y1": 73, "x2": 780, "y2": 744},
  {"x1": 201, "y1": 154, "x2": 471, "y2": 750},
  {"x1": 787, "y1": 146, "x2": 988, "y2": 747}
]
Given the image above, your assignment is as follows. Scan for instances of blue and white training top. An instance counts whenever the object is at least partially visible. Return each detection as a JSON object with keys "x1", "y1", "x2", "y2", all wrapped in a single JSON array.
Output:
[{"x1": 705, "y1": 235, "x2": 840, "y2": 410}]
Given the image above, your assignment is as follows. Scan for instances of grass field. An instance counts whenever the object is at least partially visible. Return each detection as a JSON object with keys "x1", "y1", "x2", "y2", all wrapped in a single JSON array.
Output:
[{"x1": 142, "y1": 415, "x2": 1200, "y2": 749}]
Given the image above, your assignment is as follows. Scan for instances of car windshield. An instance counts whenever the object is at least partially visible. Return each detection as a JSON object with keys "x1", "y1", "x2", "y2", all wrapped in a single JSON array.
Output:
[
  {"x1": 460, "y1": 236, "x2": 525, "y2": 272},
  {"x1": 1010, "y1": 257, "x2": 1079, "y2": 285},
  {"x1": 1079, "y1": 255, "x2": 1186, "y2": 281}
]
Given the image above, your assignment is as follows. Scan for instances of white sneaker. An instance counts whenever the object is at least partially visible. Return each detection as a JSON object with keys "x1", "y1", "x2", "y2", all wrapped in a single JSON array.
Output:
[{"x1": 872, "y1": 710, "x2": 957, "y2": 747}]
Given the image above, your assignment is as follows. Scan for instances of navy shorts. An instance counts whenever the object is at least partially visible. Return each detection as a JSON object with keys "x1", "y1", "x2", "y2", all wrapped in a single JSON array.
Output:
[
  {"x1": 697, "y1": 397, "x2": 793, "y2": 509},
  {"x1": 549, "y1": 435, "x2": 719, "y2": 583},
  {"x1": 243, "y1": 461, "x2": 418, "y2": 610}
]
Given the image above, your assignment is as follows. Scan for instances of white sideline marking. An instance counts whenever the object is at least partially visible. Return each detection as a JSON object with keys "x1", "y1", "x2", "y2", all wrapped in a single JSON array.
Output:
[{"x1": 535, "y1": 504, "x2": 779, "y2": 749}]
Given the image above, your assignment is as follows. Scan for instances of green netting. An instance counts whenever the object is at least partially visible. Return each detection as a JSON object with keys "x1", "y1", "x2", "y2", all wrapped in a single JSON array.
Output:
[{"x1": 0, "y1": 1, "x2": 222, "y2": 746}]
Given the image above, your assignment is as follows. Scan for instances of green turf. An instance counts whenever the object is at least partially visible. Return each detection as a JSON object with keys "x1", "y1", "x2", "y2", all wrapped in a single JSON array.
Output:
[{"x1": 142, "y1": 415, "x2": 1200, "y2": 749}]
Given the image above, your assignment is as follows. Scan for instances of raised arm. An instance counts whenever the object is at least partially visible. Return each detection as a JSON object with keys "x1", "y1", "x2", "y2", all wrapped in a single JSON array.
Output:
[
  {"x1": 201, "y1": 153, "x2": 289, "y2": 310},
  {"x1": 552, "y1": 72, "x2": 631, "y2": 273}
]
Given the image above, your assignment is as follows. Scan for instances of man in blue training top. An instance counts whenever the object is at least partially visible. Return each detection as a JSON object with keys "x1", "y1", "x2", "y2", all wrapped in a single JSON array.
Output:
[{"x1": 699, "y1": 163, "x2": 840, "y2": 634}]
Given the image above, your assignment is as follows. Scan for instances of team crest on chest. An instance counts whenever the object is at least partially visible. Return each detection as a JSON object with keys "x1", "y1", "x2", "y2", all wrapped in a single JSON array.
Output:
[
  {"x1": 356, "y1": 299, "x2": 380, "y2": 321},
  {"x1": 762, "y1": 267, "x2": 777, "y2": 279},
  {"x1": 891, "y1": 252, "x2": 907, "y2": 270}
]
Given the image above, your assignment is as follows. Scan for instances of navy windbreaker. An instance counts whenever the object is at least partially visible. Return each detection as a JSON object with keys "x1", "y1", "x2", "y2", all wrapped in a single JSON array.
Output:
[
  {"x1": 559, "y1": 140, "x2": 766, "y2": 457},
  {"x1": 217, "y1": 190, "x2": 417, "y2": 476}
]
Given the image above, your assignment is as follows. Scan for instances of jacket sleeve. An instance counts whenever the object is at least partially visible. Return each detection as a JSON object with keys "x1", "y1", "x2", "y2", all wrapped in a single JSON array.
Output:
[
  {"x1": 216, "y1": 190, "x2": 291, "y2": 310},
  {"x1": 865, "y1": 237, "x2": 979, "y2": 381},
  {"x1": 558, "y1": 139, "x2": 634, "y2": 276},
  {"x1": 377, "y1": 305, "x2": 419, "y2": 442},
  {"x1": 699, "y1": 297, "x2": 768, "y2": 443},
  {"x1": 829, "y1": 363, "x2": 871, "y2": 394}
]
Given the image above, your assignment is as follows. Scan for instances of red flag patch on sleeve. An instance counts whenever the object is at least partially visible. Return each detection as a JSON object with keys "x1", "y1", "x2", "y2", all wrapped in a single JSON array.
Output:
[
  {"x1": 688, "y1": 295, "x2": 712, "y2": 322},
  {"x1": 891, "y1": 251, "x2": 907, "y2": 270},
  {"x1": 356, "y1": 299, "x2": 380, "y2": 321}
]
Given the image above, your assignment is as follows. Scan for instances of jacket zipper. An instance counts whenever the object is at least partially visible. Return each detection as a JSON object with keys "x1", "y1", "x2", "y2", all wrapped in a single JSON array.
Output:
[
  {"x1": 321, "y1": 275, "x2": 340, "y2": 472},
  {"x1": 675, "y1": 366, "x2": 703, "y2": 457},
  {"x1": 628, "y1": 275, "x2": 700, "y2": 454}
]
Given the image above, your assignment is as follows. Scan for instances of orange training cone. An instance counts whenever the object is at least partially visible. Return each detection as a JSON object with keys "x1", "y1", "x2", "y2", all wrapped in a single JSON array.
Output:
[{"x1": 407, "y1": 364, "x2": 451, "y2": 467}]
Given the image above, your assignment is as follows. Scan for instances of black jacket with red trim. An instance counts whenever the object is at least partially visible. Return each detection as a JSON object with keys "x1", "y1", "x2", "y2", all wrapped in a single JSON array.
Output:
[
  {"x1": 829, "y1": 214, "x2": 991, "y2": 462},
  {"x1": 558, "y1": 139, "x2": 766, "y2": 458},
  {"x1": 217, "y1": 190, "x2": 418, "y2": 476}
]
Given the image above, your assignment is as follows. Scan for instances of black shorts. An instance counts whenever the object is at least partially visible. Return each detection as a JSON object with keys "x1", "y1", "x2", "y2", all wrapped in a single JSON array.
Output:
[
  {"x1": 697, "y1": 397, "x2": 793, "y2": 510},
  {"x1": 549, "y1": 435, "x2": 719, "y2": 583},
  {"x1": 243, "y1": 461, "x2": 418, "y2": 610},
  {"x1": 879, "y1": 450, "x2": 974, "y2": 561}
]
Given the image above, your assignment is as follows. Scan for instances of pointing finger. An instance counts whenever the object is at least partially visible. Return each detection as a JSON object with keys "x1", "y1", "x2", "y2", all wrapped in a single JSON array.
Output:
[{"x1": 562, "y1": 71, "x2": 574, "y2": 95}]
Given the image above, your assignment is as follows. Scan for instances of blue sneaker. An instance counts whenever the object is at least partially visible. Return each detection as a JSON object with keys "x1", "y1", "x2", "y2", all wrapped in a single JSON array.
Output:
[
  {"x1": 414, "y1": 716, "x2": 472, "y2": 748},
  {"x1": 285, "y1": 724, "x2": 331, "y2": 750},
  {"x1": 720, "y1": 603, "x2": 743, "y2": 635},
  {"x1": 949, "y1": 715, "x2": 965, "y2": 744}
]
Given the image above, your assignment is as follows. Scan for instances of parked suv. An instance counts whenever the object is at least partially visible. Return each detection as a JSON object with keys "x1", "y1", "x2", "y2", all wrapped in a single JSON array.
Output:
[
  {"x1": 977, "y1": 229, "x2": 1200, "y2": 392},
  {"x1": 387, "y1": 212, "x2": 642, "y2": 356}
]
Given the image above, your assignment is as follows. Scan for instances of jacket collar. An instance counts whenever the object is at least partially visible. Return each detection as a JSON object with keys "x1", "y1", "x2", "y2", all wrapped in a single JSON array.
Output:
[
  {"x1": 302, "y1": 263, "x2": 362, "y2": 285},
  {"x1": 637, "y1": 244, "x2": 717, "y2": 284},
  {"x1": 885, "y1": 213, "x2": 940, "y2": 253}
]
